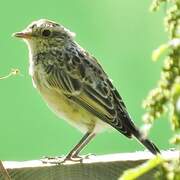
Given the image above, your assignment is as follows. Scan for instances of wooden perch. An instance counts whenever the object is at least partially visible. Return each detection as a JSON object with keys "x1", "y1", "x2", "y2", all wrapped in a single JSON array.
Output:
[{"x1": 0, "y1": 151, "x2": 179, "y2": 180}]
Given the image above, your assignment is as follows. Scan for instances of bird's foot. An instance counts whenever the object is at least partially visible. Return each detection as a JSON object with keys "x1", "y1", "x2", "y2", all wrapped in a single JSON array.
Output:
[
  {"x1": 41, "y1": 154, "x2": 95, "y2": 164},
  {"x1": 60, "y1": 155, "x2": 83, "y2": 164},
  {"x1": 41, "y1": 156, "x2": 64, "y2": 164}
]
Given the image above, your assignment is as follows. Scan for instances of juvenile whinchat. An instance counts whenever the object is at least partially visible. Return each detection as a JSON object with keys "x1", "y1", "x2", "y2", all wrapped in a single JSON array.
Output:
[{"x1": 14, "y1": 19, "x2": 160, "y2": 162}]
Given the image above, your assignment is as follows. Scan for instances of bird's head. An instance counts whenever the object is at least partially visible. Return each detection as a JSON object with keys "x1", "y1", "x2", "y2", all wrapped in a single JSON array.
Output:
[{"x1": 13, "y1": 19, "x2": 75, "y2": 53}]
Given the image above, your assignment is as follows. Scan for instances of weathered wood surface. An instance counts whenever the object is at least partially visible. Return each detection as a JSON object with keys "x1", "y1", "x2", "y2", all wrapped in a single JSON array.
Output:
[{"x1": 0, "y1": 151, "x2": 179, "y2": 180}]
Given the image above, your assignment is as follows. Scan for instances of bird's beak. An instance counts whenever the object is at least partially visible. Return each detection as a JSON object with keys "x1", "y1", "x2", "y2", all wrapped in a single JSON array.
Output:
[{"x1": 13, "y1": 31, "x2": 32, "y2": 39}]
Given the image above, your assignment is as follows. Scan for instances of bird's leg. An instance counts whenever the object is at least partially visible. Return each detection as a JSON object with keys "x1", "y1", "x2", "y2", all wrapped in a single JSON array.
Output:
[
  {"x1": 41, "y1": 131, "x2": 95, "y2": 164},
  {"x1": 63, "y1": 131, "x2": 95, "y2": 162}
]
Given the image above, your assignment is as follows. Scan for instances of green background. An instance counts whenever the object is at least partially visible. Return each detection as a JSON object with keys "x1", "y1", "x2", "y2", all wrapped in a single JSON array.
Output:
[{"x1": 0, "y1": 0, "x2": 171, "y2": 161}]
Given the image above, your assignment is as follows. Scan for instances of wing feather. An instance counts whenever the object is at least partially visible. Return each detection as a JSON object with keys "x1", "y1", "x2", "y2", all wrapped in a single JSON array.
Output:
[{"x1": 44, "y1": 50, "x2": 132, "y2": 137}]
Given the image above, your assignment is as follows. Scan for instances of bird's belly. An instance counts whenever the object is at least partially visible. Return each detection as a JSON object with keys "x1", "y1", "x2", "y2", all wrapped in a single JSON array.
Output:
[{"x1": 32, "y1": 75, "x2": 108, "y2": 133}]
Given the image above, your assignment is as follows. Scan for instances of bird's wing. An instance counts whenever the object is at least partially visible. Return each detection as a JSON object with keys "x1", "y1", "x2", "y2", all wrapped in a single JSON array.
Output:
[{"x1": 45, "y1": 49, "x2": 133, "y2": 137}]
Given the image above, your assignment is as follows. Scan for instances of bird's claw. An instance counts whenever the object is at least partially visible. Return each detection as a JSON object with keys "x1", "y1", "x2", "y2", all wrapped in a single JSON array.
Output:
[
  {"x1": 41, "y1": 154, "x2": 95, "y2": 164},
  {"x1": 41, "y1": 156, "x2": 64, "y2": 164}
]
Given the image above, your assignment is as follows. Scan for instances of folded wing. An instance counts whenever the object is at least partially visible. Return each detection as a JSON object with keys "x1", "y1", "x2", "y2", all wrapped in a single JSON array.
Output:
[{"x1": 44, "y1": 50, "x2": 135, "y2": 138}]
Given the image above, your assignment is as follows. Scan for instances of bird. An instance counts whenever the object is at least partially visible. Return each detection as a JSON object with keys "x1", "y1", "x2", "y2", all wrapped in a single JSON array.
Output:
[{"x1": 13, "y1": 19, "x2": 160, "y2": 162}]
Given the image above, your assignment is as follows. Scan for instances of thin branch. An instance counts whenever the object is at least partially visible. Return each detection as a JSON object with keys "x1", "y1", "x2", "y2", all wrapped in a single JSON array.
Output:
[
  {"x1": 0, "y1": 69, "x2": 20, "y2": 80},
  {"x1": 0, "y1": 160, "x2": 11, "y2": 180}
]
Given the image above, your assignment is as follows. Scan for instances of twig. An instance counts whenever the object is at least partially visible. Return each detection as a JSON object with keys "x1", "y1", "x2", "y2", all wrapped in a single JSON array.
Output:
[
  {"x1": 119, "y1": 155, "x2": 164, "y2": 180},
  {"x1": 0, "y1": 69, "x2": 20, "y2": 80},
  {"x1": 0, "y1": 160, "x2": 11, "y2": 180}
]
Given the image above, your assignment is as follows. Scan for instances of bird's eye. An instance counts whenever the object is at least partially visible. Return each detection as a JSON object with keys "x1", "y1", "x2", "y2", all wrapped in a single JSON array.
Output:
[{"x1": 42, "y1": 29, "x2": 51, "y2": 37}]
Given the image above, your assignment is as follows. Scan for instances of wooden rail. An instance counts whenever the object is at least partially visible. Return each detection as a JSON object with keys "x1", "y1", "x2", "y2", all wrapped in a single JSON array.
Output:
[{"x1": 0, "y1": 151, "x2": 179, "y2": 180}]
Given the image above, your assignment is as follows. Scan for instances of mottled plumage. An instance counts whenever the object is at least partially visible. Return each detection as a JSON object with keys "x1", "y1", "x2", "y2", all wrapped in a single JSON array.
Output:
[{"x1": 14, "y1": 19, "x2": 160, "y2": 162}]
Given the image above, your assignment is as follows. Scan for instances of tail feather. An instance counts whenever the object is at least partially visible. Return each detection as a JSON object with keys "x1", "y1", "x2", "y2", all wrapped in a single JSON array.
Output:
[
  {"x1": 130, "y1": 126, "x2": 160, "y2": 155},
  {"x1": 111, "y1": 108, "x2": 160, "y2": 154},
  {"x1": 137, "y1": 136, "x2": 160, "y2": 155},
  {"x1": 124, "y1": 119, "x2": 160, "y2": 155}
]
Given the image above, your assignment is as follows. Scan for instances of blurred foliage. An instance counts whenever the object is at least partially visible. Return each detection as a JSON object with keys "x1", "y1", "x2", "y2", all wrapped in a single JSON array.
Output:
[
  {"x1": 119, "y1": 155, "x2": 164, "y2": 180},
  {"x1": 155, "y1": 158, "x2": 180, "y2": 180},
  {"x1": 120, "y1": 0, "x2": 180, "y2": 179},
  {"x1": 142, "y1": 0, "x2": 180, "y2": 145}
]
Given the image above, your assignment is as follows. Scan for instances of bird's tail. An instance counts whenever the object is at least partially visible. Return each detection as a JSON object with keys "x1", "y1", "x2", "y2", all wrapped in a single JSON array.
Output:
[
  {"x1": 109, "y1": 106, "x2": 160, "y2": 154},
  {"x1": 136, "y1": 134, "x2": 160, "y2": 155},
  {"x1": 130, "y1": 126, "x2": 160, "y2": 155}
]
